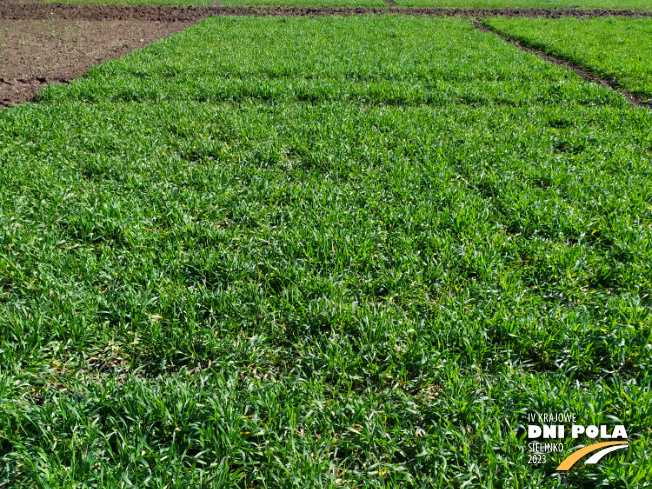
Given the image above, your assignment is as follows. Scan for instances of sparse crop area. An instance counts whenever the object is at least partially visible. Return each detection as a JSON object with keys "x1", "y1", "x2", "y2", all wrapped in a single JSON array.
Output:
[
  {"x1": 0, "y1": 9, "x2": 651, "y2": 489},
  {"x1": 484, "y1": 17, "x2": 652, "y2": 101}
]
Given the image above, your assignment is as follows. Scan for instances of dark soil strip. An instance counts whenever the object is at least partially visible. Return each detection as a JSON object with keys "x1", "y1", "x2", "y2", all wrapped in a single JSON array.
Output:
[
  {"x1": 474, "y1": 22, "x2": 651, "y2": 109},
  {"x1": 1, "y1": 5, "x2": 652, "y2": 22}
]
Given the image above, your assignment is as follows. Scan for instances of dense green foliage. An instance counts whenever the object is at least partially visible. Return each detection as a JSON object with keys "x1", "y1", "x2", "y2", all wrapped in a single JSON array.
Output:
[
  {"x1": 485, "y1": 17, "x2": 652, "y2": 101},
  {"x1": 1, "y1": 15, "x2": 651, "y2": 488}
]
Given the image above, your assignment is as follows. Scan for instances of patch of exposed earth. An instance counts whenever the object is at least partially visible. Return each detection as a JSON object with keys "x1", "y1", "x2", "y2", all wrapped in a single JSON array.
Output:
[{"x1": 0, "y1": 17, "x2": 193, "y2": 106}]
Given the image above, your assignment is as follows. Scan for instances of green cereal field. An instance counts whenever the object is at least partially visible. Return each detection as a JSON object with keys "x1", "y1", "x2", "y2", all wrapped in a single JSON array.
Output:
[
  {"x1": 484, "y1": 17, "x2": 652, "y2": 101},
  {"x1": 0, "y1": 8, "x2": 651, "y2": 489}
]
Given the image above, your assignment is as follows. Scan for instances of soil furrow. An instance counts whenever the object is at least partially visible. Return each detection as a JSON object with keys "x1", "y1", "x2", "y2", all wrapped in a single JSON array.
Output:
[{"x1": 474, "y1": 22, "x2": 651, "y2": 109}]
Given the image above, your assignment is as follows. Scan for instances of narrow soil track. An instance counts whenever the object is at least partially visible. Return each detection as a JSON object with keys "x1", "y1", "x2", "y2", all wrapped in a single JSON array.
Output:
[
  {"x1": 1, "y1": 4, "x2": 651, "y2": 22},
  {"x1": 474, "y1": 22, "x2": 651, "y2": 109}
]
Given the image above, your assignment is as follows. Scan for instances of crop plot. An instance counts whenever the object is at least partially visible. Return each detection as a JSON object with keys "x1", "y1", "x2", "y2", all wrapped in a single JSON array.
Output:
[
  {"x1": 218, "y1": 0, "x2": 388, "y2": 8},
  {"x1": 392, "y1": 0, "x2": 652, "y2": 9},
  {"x1": 483, "y1": 17, "x2": 652, "y2": 102},
  {"x1": 1, "y1": 12, "x2": 651, "y2": 489}
]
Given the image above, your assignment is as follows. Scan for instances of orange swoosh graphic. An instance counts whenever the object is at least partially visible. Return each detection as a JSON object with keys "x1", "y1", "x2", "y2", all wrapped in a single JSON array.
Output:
[{"x1": 557, "y1": 441, "x2": 628, "y2": 471}]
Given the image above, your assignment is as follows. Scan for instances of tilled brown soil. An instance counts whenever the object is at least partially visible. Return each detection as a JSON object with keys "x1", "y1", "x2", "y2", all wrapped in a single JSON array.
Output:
[
  {"x1": 1, "y1": 4, "x2": 651, "y2": 22},
  {"x1": 0, "y1": 18, "x2": 194, "y2": 107}
]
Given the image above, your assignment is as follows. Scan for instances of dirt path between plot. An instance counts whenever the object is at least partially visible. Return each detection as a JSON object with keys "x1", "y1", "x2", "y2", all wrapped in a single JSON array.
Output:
[
  {"x1": 1, "y1": 5, "x2": 651, "y2": 22},
  {"x1": 474, "y1": 22, "x2": 651, "y2": 109}
]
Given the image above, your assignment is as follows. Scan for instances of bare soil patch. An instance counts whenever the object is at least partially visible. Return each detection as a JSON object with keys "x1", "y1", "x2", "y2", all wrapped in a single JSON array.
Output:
[{"x1": 0, "y1": 18, "x2": 193, "y2": 107}]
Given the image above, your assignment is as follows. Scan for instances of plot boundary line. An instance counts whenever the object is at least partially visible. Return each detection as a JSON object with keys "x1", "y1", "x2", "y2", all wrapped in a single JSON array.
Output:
[{"x1": 473, "y1": 21, "x2": 651, "y2": 110}]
